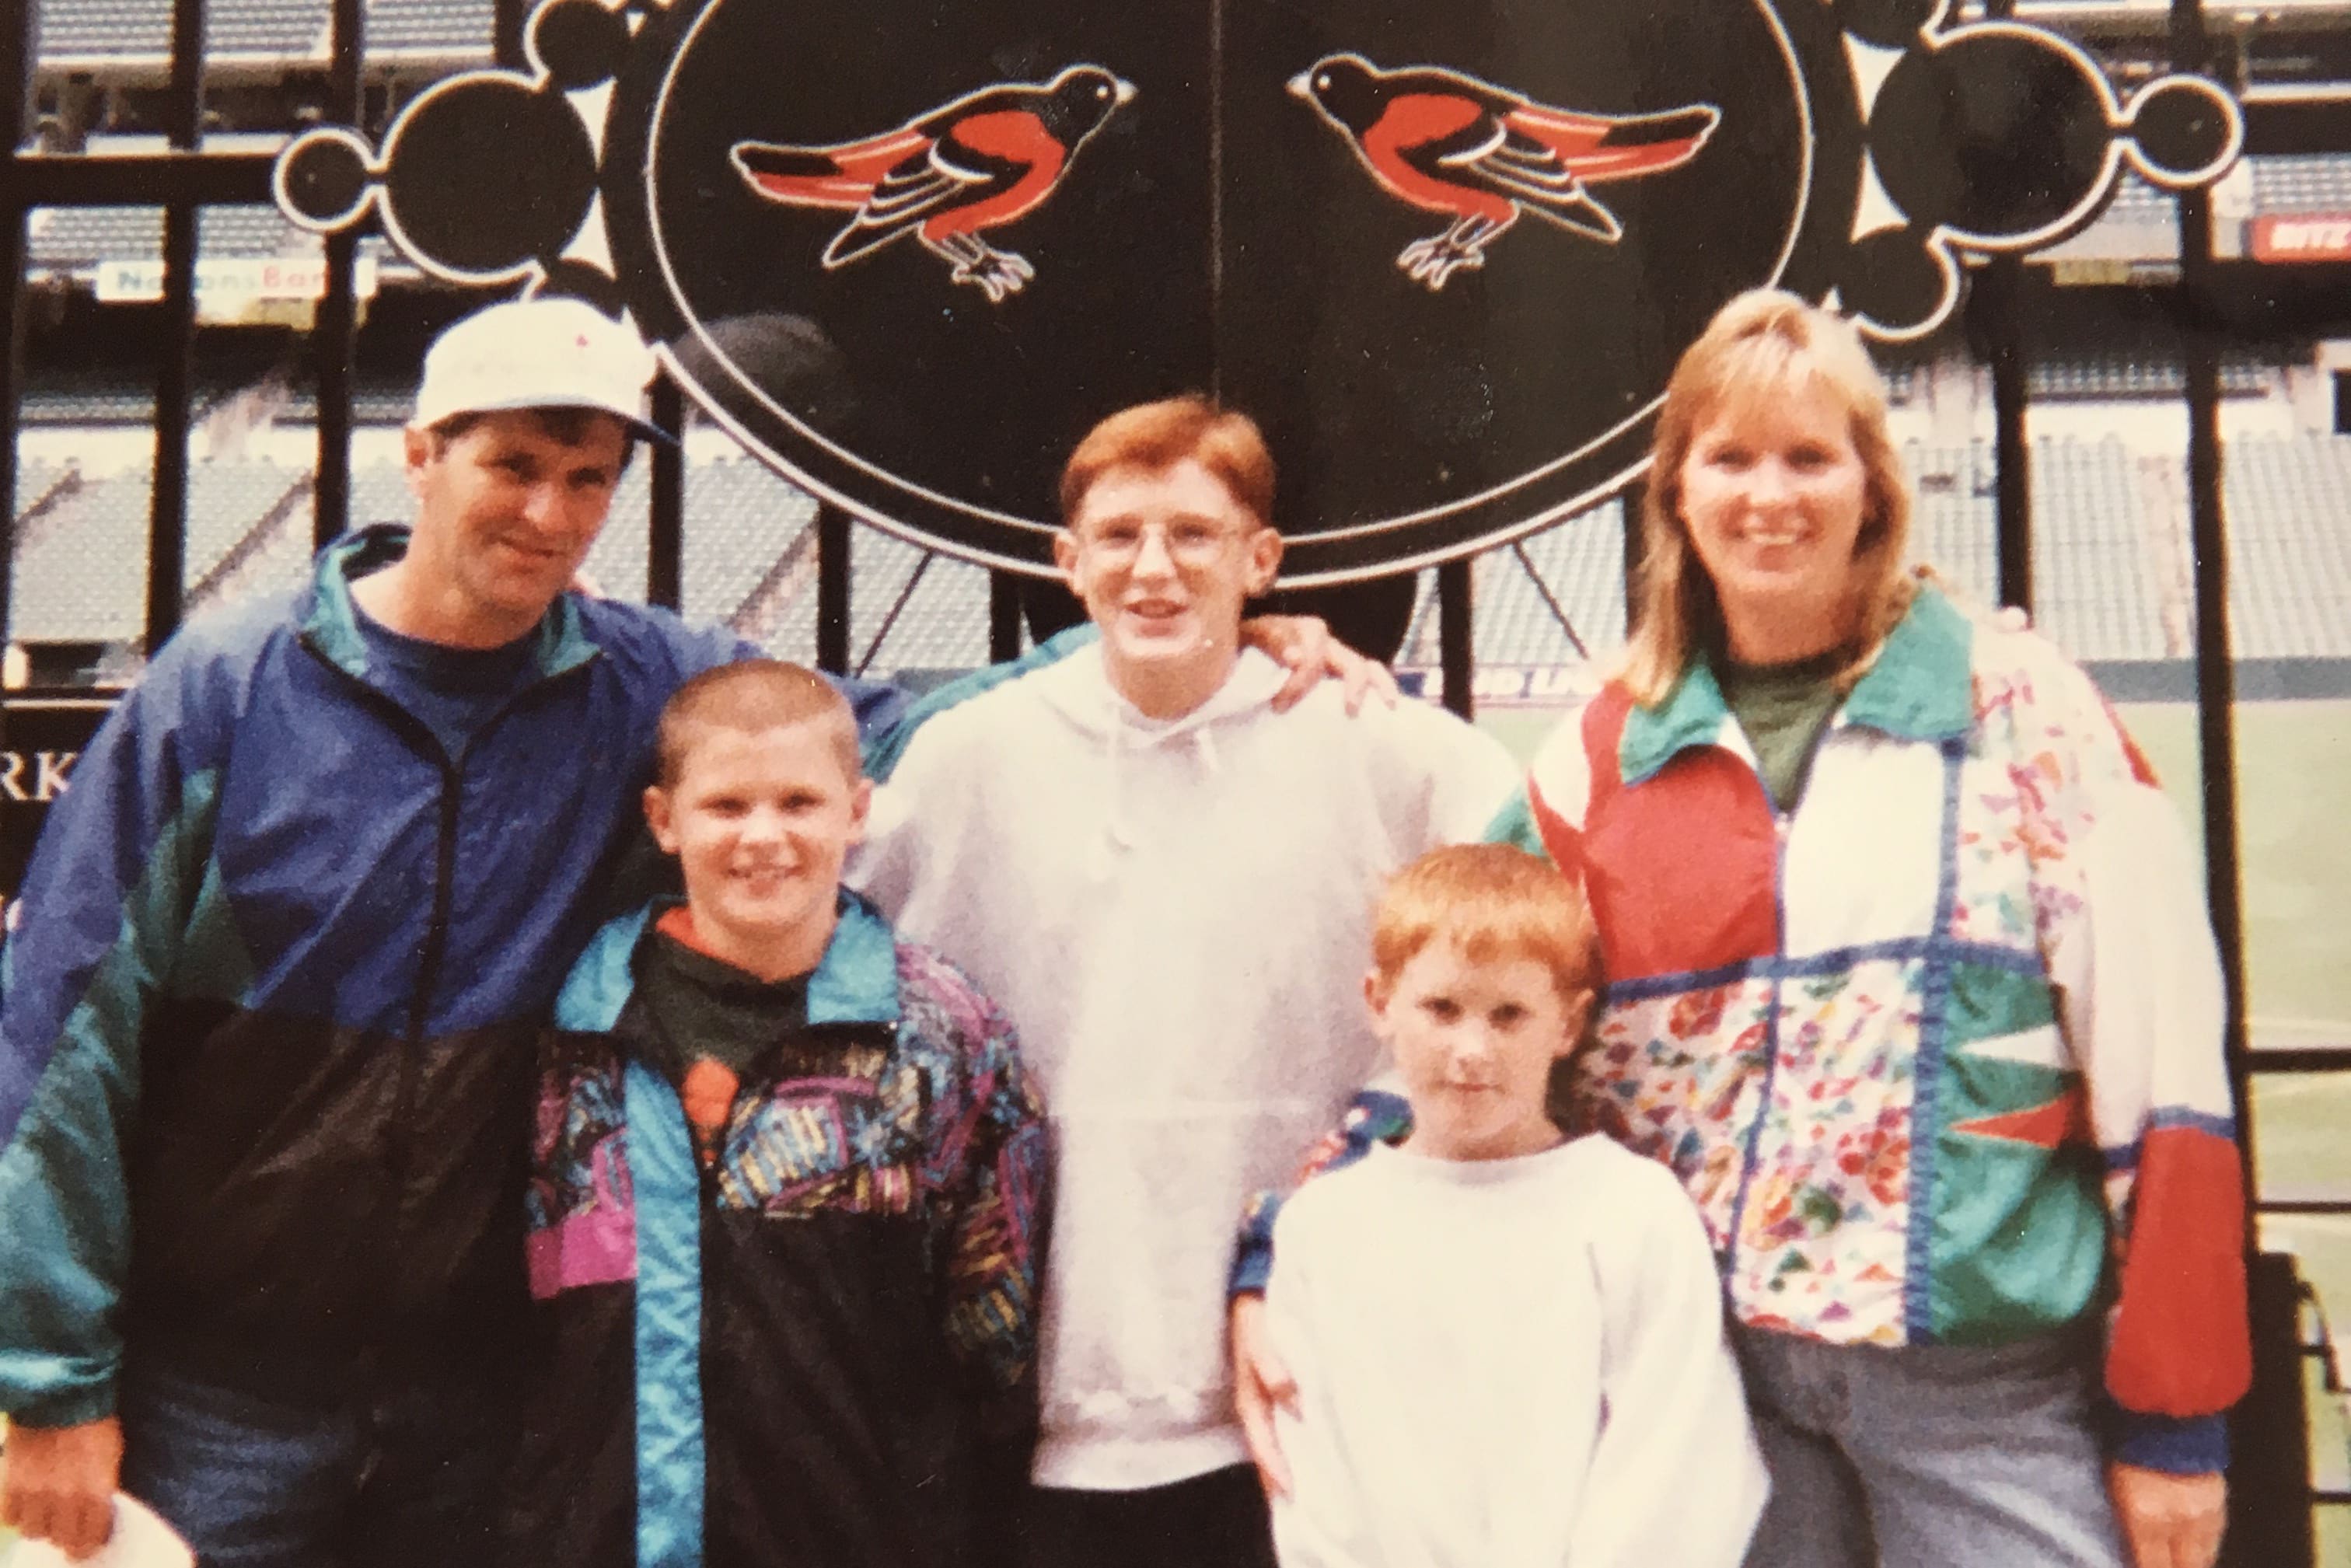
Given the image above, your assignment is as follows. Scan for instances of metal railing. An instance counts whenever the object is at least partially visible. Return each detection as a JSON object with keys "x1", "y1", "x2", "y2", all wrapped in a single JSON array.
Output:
[{"x1": 2, "y1": 0, "x2": 2348, "y2": 1559}]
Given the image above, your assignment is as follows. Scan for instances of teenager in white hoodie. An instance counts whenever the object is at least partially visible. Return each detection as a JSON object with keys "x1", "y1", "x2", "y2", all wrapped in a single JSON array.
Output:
[{"x1": 854, "y1": 399, "x2": 1519, "y2": 1568}]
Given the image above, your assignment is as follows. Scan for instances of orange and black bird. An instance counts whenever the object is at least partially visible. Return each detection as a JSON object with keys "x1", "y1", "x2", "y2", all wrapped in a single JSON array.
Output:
[
  {"x1": 732, "y1": 65, "x2": 1136, "y2": 303},
  {"x1": 1288, "y1": 54, "x2": 1719, "y2": 290}
]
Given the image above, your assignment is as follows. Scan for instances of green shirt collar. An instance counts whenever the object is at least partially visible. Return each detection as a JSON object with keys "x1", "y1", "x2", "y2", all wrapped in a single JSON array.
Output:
[{"x1": 1619, "y1": 585, "x2": 1973, "y2": 784}]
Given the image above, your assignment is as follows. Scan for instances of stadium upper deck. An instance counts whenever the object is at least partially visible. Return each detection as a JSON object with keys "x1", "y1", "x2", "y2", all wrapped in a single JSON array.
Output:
[
  {"x1": 10, "y1": 0, "x2": 2351, "y2": 693},
  {"x1": 31, "y1": 0, "x2": 493, "y2": 68}
]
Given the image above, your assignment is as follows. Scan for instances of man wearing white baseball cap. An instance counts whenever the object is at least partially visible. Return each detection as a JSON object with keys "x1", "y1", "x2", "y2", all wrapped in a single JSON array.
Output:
[{"x1": 0, "y1": 295, "x2": 1378, "y2": 1566}]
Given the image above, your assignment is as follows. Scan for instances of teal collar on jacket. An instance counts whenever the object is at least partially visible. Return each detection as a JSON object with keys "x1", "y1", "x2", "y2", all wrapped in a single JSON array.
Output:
[
  {"x1": 299, "y1": 523, "x2": 603, "y2": 686},
  {"x1": 1620, "y1": 583, "x2": 1975, "y2": 785},
  {"x1": 554, "y1": 890, "x2": 903, "y2": 1035}
]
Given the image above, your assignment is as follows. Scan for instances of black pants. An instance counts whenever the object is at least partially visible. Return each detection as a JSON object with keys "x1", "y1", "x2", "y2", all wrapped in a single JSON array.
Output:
[{"x1": 1013, "y1": 1465, "x2": 1278, "y2": 1568}]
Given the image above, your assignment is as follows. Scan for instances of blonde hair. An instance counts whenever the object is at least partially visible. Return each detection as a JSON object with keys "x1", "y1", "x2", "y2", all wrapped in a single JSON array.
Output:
[
  {"x1": 1621, "y1": 288, "x2": 1918, "y2": 707},
  {"x1": 1371, "y1": 843, "x2": 1599, "y2": 1005},
  {"x1": 653, "y1": 659, "x2": 859, "y2": 788}
]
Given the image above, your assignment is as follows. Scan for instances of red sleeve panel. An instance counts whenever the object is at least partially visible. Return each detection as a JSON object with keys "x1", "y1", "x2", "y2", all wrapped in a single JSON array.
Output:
[{"x1": 2105, "y1": 1122, "x2": 2252, "y2": 1416}]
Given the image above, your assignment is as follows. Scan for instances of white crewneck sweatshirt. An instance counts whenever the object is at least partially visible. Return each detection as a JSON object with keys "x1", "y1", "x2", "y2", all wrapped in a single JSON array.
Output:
[
  {"x1": 1265, "y1": 1137, "x2": 1767, "y2": 1568},
  {"x1": 854, "y1": 645, "x2": 1518, "y2": 1490}
]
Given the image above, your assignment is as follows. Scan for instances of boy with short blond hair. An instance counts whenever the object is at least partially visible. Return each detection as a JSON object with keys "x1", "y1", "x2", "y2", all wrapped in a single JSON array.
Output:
[
  {"x1": 1259, "y1": 843, "x2": 1766, "y2": 1568},
  {"x1": 507, "y1": 659, "x2": 1048, "y2": 1568}
]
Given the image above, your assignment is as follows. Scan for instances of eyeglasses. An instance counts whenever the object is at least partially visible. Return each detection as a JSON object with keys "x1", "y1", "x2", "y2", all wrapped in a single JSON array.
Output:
[{"x1": 1074, "y1": 519, "x2": 1245, "y2": 567}]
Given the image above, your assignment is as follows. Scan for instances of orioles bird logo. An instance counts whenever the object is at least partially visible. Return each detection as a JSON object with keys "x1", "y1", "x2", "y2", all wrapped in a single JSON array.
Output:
[
  {"x1": 732, "y1": 65, "x2": 1136, "y2": 303},
  {"x1": 1289, "y1": 54, "x2": 1719, "y2": 290}
]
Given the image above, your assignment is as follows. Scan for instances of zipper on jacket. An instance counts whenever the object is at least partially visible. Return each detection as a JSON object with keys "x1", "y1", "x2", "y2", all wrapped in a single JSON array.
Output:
[
  {"x1": 391, "y1": 669, "x2": 596, "y2": 1149},
  {"x1": 296, "y1": 630, "x2": 599, "y2": 1339}
]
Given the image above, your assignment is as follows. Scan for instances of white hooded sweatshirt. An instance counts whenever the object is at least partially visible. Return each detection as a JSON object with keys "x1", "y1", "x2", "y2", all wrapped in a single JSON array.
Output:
[{"x1": 854, "y1": 644, "x2": 1518, "y2": 1490}]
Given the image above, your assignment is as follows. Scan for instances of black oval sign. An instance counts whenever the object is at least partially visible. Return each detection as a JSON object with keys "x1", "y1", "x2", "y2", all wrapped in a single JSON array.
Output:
[
  {"x1": 278, "y1": 0, "x2": 2239, "y2": 585},
  {"x1": 598, "y1": 0, "x2": 1854, "y2": 581}
]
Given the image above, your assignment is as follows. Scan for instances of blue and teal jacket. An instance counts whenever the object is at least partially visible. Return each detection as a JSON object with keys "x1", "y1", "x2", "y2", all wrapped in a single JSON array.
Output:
[
  {"x1": 0, "y1": 524, "x2": 1026, "y2": 1426},
  {"x1": 506, "y1": 895, "x2": 1047, "y2": 1568}
]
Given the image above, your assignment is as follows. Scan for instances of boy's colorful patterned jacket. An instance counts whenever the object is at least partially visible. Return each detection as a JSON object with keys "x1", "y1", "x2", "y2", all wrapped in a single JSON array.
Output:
[{"x1": 508, "y1": 892, "x2": 1049, "y2": 1568}]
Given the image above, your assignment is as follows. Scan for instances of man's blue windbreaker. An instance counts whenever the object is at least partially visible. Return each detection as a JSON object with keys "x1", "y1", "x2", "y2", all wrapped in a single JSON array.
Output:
[{"x1": 0, "y1": 526, "x2": 949, "y2": 1426}]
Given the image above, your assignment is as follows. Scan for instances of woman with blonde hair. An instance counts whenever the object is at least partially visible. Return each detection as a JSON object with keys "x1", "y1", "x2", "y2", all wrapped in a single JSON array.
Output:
[
  {"x1": 1232, "y1": 290, "x2": 2251, "y2": 1568},
  {"x1": 1525, "y1": 289, "x2": 2247, "y2": 1567}
]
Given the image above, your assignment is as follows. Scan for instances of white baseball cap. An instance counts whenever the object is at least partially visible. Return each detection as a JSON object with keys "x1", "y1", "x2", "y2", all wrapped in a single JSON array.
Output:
[{"x1": 411, "y1": 295, "x2": 666, "y2": 441}]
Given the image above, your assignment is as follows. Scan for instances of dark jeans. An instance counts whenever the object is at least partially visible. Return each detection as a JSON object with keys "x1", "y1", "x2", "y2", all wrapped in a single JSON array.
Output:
[
  {"x1": 117, "y1": 1355, "x2": 515, "y2": 1568},
  {"x1": 1014, "y1": 1465, "x2": 1278, "y2": 1568}
]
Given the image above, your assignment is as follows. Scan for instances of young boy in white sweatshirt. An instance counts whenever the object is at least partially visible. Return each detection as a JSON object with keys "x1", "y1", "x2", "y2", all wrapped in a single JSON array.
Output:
[
  {"x1": 853, "y1": 399, "x2": 1520, "y2": 1568},
  {"x1": 1262, "y1": 844, "x2": 1766, "y2": 1568}
]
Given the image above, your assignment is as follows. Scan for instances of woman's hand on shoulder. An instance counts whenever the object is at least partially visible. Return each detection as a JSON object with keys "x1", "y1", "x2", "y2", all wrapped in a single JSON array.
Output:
[{"x1": 2108, "y1": 1461, "x2": 2224, "y2": 1568}]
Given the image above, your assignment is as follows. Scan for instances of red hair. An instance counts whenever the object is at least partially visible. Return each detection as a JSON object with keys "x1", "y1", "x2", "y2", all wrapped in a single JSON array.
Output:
[
  {"x1": 1058, "y1": 396, "x2": 1276, "y2": 529},
  {"x1": 1371, "y1": 843, "x2": 1599, "y2": 1005}
]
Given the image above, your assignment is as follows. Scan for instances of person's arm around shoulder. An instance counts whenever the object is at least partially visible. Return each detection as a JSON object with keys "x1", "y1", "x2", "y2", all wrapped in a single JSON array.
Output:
[
  {"x1": 621, "y1": 602, "x2": 918, "y2": 757},
  {"x1": 0, "y1": 641, "x2": 229, "y2": 1558},
  {"x1": 859, "y1": 623, "x2": 1093, "y2": 784},
  {"x1": 864, "y1": 609, "x2": 1396, "y2": 782},
  {"x1": 2013, "y1": 648, "x2": 2241, "y2": 1568},
  {"x1": 1567, "y1": 1148, "x2": 1767, "y2": 1568},
  {"x1": 1229, "y1": 1087, "x2": 1414, "y2": 1496},
  {"x1": 1237, "y1": 615, "x2": 1399, "y2": 715}
]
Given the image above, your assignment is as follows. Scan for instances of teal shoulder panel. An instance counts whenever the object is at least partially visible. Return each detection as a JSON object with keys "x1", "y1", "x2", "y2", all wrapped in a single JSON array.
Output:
[
  {"x1": 1481, "y1": 786, "x2": 1546, "y2": 857},
  {"x1": 557, "y1": 906, "x2": 654, "y2": 1034},
  {"x1": 807, "y1": 894, "x2": 903, "y2": 1026},
  {"x1": 1844, "y1": 585, "x2": 1973, "y2": 742},
  {"x1": 627, "y1": 1058, "x2": 706, "y2": 1568},
  {"x1": 1620, "y1": 662, "x2": 1730, "y2": 785},
  {"x1": 0, "y1": 766, "x2": 223, "y2": 1425}
]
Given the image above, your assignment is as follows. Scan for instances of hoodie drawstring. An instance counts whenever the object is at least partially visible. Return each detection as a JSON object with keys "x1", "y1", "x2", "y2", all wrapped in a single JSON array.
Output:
[{"x1": 1103, "y1": 709, "x2": 1137, "y2": 860}]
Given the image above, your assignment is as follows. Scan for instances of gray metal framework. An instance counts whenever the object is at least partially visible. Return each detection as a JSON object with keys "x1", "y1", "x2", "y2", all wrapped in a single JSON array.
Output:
[{"x1": 1, "y1": 0, "x2": 2346, "y2": 1561}]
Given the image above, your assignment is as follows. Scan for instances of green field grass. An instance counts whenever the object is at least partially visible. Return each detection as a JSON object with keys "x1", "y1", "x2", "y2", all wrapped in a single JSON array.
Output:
[{"x1": 2129, "y1": 703, "x2": 2351, "y2": 1558}]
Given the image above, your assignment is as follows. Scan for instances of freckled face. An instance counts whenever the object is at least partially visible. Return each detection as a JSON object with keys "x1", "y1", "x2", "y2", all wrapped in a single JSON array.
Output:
[{"x1": 1372, "y1": 941, "x2": 1584, "y2": 1163}]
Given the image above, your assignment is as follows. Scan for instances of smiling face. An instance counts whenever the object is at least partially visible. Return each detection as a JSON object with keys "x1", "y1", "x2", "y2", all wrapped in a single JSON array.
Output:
[
  {"x1": 1675, "y1": 379, "x2": 1873, "y2": 662},
  {"x1": 1053, "y1": 457, "x2": 1284, "y2": 718},
  {"x1": 1372, "y1": 938, "x2": 1587, "y2": 1164},
  {"x1": 644, "y1": 719, "x2": 872, "y2": 981},
  {"x1": 401, "y1": 409, "x2": 629, "y2": 646}
]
